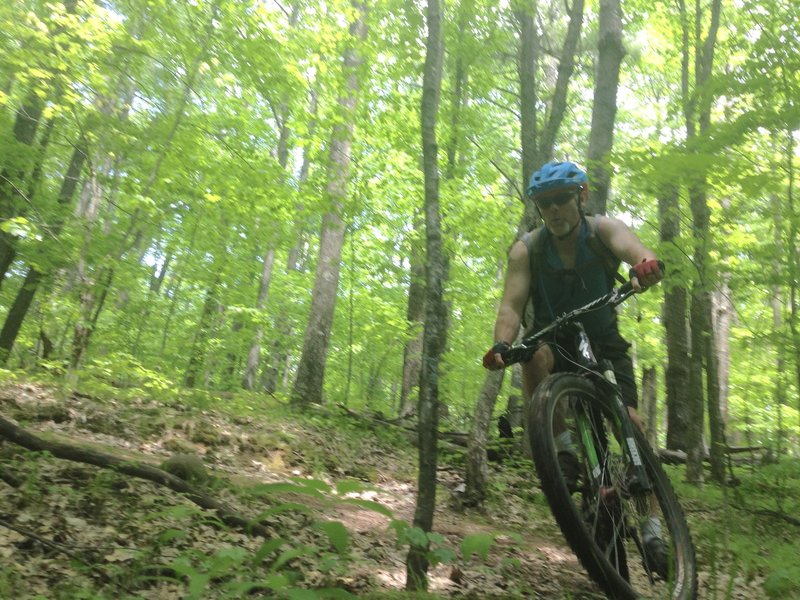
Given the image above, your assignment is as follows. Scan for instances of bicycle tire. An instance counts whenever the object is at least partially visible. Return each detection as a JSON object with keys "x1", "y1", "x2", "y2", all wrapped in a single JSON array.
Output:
[{"x1": 528, "y1": 373, "x2": 698, "y2": 600}]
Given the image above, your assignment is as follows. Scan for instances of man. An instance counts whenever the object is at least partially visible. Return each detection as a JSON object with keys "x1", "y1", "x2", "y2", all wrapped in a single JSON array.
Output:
[{"x1": 482, "y1": 160, "x2": 668, "y2": 576}]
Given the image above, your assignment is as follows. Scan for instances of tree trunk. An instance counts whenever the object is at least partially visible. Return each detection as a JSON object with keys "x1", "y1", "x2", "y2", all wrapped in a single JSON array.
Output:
[
  {"x1": 683, "y1": 0, "x2": 723, "y2": 484},
  {"x1": 0, "y1": 94, "x2": 45, "y2": 287},
  {"x1": 585, "y1": 0, "x2": 624, "y2": 216},
  {"x1": 464, "y1": 369, "x2": 504, "y2": 506},
  {"x1": 713, "y1": 276, "x2": 733, "y2": 430},
  {"x1": 659, "y1": 187, "x2": 691, "y2": 450},
  {"x1": 291, "y1": 4, "x2": 366, "y2": 407},
  {"x1": 0, "y1": 136, "x2": 88, "y2": 363},
  {"x1": 641, "y1": 366, "x2": 658, "y2": 449},
  {"x1": 515, "y1": 0, "x2": 539, "y2": 233},
  {"x1": 537, "y1": 0, "x2": 585, "y2": 166},
  {"x1": 399, "y1": 0, "x2": 470, "y2": 418},
  {"x1": 244, "y1": 247, "x2": 275, "y2": 390},
  {"x1": 406, "y1": 0, "x2": 445, "y2": 590},
  {"x1": 185, "y1": 275, "x2": 221, "y2": 388},
  {"x1": 685, "y1": 285, "x2": 706, "y2": 484},
  {"x1": 399, "y1": 244, "x2": 425, "y2": 416}
]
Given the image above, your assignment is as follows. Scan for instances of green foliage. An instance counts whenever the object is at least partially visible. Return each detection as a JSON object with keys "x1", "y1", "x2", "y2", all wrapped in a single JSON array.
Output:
[
  {"x1": 460, "y1": 532, "x2": 495, "y2": 562},
  {"x1": 390, "y1": 521, "x2": 457, "y2": 568}
]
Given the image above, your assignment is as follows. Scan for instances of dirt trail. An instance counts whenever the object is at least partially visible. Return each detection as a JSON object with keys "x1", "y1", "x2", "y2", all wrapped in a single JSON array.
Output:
[{"x1": 0, "y1": 382, "x2": 761, "y2": 598}]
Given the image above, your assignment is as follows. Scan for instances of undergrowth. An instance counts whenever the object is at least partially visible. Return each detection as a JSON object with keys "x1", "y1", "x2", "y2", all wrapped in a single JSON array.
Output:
[{"x1": 1, "y1": 361, "x2": 798, "y2": 598}]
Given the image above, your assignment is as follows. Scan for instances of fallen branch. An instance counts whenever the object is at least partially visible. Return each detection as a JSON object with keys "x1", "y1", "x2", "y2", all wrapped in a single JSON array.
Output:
[
  {"x1": 731, "y1": 505, "x2": 800, "y2": 527},
  {"x1": 0, "y1": 414, "x2": 273, "y2": 538},
  {"x1": 336, "y1": 404, "x2": 468, "y2": 450},
  {"x1": 658, "y1": 446, "x2": 769, "y2": 465}
]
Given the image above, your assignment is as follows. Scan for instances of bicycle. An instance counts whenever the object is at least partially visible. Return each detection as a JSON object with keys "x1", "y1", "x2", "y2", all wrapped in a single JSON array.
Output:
[{"x1": 499, "y1": 280, "x2": 698, "y2": 600}]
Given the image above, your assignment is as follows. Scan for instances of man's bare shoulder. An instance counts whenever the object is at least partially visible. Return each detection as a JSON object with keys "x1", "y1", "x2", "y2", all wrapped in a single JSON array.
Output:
[
  {"x1": 593, "y1": 214, "x2": 632, "y2": 238},
  {"x1": 509, "y1": 238, "x2": 530, "y2": 262}
]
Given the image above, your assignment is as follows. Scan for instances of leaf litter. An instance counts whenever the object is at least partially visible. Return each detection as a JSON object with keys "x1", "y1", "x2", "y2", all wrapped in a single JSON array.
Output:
[{"x1": 0, "y1": 381, "x2": 767, "y2": 598}]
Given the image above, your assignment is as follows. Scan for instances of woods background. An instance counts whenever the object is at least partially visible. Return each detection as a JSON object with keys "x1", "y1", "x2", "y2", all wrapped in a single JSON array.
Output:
[{"x1": 1, "y1": 0, "x2": 798, "y2": 477}]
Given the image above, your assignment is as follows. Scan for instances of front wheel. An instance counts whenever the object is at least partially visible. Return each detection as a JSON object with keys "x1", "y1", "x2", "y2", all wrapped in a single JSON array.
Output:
[{"x1": 528, "y1": 373, "x2": 697, "y2": 600}]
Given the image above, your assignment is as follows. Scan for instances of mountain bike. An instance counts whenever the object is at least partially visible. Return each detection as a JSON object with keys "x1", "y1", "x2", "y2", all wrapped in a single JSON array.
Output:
[{"x1": 499, "y1": 281, "x2": 697, "y2": 600}]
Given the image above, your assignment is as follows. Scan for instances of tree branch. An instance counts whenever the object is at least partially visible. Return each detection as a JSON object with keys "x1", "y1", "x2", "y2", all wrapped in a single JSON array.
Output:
[{"x1": 0, "y1": 414, "x2": 274, "y2": 538}]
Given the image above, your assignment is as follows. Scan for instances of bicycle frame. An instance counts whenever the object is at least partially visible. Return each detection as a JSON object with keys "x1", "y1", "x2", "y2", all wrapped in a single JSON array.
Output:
[{"x1": 502, "y1": 282, "x2": 653, "y2": 495}]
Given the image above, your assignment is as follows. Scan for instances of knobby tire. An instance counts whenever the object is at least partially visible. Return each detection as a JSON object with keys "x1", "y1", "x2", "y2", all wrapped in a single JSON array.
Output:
[{"x1": 528, "y1": 373, "x2": 698, "y2": 600}]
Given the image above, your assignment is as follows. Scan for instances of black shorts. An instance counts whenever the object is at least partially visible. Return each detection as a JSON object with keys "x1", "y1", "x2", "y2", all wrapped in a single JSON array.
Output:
[{"x1": 538, "y1": 329, "x2": 638, "y2": 409}]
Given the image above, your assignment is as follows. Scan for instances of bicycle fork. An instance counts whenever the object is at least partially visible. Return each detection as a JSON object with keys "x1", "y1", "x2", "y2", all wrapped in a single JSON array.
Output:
[{"x1": 571, "y1": 325, "x2": 653, "y2": 498}]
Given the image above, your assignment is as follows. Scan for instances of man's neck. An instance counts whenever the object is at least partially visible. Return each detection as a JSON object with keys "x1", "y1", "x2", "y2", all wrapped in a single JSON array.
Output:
[{"x1": 552, "y1": 217, "x2": 582, "y2": 245}]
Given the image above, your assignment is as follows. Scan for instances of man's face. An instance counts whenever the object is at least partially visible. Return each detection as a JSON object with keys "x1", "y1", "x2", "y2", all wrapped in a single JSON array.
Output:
[{"x1": 535, "y1": 190, "x2": 582, "y2": 238}]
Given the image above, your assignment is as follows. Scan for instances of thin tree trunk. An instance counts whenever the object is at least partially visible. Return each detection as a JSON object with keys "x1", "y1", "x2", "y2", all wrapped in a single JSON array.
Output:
[
  {"x1": 406, "y1": 0, "x2": 445, "y2": 590},
  {"x1": 290, "y1": 3, "x2": 366, "y2": 407},
  {"x1": 515, "y1": 0, "x2": 539, "y2": 233},
  {"x1": 244, "y1": 247, "x2": 275, "y2": 390},
  {"x1": 687, "y1": 0, "x2": 723, "y2": 484},
  {"x1": 685, "y1": 286, "x2": 706, "y2": 484},
  {"x1": 399, "y1": 245, "x2": 425, "y2": 417},
  {"x1": 641, "y1": 366, "x2": 658, "y2": 448},
  {"x1": 464, "y1": 370, "x2": 504, "y2": 506},
  {"x1": 185, "y1": 275, "x2": 221, "y2": 388},
  {"x1": 537, "y1": 0, "x2": 585, "y2": 165},
  {"x1": 0, "y1": 94, "x2": 45, "y2": 286},
  {"x1": 713, "y1": 276, "x2": 733, "y2": 426},
  {"x1": 585, "y1": 0, "x2": 624, "y2": 216},
  {"x1": 659, "y1": 187, "x2": 691, "y2": 450}
]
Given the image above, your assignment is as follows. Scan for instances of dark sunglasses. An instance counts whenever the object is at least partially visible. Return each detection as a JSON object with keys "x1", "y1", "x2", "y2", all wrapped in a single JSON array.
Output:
[{"x1": 535, "y1": 192, "x2": 577, "y2": 209}]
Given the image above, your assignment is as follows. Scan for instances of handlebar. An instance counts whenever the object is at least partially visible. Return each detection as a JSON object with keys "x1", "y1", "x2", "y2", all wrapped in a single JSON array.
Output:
[{"x1": 499, "y1": 280, "x2": 638, "y2": 368}]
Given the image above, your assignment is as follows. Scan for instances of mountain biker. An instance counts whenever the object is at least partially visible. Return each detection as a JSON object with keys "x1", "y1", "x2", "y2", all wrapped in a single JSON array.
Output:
[{"x1": 482, "y1": 160, "x2": 668, "y2": 577}]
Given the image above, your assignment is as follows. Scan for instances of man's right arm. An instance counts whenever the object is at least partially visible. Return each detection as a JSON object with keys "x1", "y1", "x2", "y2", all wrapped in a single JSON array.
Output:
[{"x1": 484, "y1": 240, "x2": 531, "y2": 369}]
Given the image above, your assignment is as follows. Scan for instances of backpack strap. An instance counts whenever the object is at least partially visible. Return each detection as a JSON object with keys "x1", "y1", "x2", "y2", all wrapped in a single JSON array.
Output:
[
  {"x1": 519, "y1": 227, "x2": 545, "y2": 328},
  {"x1": 584, "y1": 215, "x2": 627, "y2": 285}
]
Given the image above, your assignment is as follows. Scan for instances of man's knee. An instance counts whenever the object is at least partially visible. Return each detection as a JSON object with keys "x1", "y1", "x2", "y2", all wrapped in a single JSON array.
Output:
[{"x1": 522, "y1": 344, "x2": 554, "y2": 397}]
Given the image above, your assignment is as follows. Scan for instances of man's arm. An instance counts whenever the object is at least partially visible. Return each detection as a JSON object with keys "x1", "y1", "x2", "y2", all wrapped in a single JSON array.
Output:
[
  {"x1": 595, "y1": 216, "x2": 662, "y2": 290},
  {"x1": 483, "y1": 241, "x2": 531, "y2": 369}
]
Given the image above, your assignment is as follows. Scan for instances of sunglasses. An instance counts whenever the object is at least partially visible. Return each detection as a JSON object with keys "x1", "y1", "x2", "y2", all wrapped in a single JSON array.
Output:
[{"x1": 535, "y1": 191, "x2": 577, "y2": 210}]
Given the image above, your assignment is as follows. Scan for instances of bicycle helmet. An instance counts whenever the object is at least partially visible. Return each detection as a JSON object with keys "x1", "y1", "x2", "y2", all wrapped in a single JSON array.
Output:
[{"x1": 526, "y1": 161, "x2": 588, "y2": 198}]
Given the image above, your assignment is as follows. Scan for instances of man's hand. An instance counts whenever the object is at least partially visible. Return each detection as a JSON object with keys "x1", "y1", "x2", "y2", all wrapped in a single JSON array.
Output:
[
  {"x1": 483, "y1": 341, "x2": 511, "y2": 370},
  {"x1": 629, "y1": 259, "x2": 664, "y2": 291}
]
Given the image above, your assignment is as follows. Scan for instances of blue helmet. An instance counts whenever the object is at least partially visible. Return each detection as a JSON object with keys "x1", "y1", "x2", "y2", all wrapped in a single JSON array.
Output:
[{"x1": 526, "y1": 161, "x2": 587, "y2": 198}]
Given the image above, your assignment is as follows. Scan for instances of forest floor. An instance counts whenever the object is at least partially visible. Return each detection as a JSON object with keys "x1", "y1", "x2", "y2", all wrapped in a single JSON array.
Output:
[{"x1": 0, "y1": 377, "x2": 792, "y2": 599}]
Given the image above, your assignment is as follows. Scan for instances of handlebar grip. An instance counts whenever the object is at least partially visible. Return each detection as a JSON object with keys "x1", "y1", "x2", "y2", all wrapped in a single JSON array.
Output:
[{"x1": 500, "y1": 344, "x2": 536, "y2": 367}]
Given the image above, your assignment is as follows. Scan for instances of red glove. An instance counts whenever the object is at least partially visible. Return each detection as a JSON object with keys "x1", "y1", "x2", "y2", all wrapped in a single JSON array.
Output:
[
  {"x1": 483, "y1": 341, "x2": 510, "y2": 370},
  {"x1": 629, "y1": 259, "x2": 664, "y2": 289}
]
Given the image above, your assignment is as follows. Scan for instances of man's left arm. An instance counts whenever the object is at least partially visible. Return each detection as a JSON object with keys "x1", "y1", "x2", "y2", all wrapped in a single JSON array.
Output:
[{"x1": 596, "y1": 216, "x2": 663, "y2": 290}]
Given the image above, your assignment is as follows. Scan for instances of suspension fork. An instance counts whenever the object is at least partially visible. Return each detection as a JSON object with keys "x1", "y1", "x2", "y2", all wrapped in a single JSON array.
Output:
[
  {"x1": 598, "y1": 359, "x2": 653, "y2": 495},
  {"x1": 572, "y1": 372, "x2": 653, "y2": 496}
]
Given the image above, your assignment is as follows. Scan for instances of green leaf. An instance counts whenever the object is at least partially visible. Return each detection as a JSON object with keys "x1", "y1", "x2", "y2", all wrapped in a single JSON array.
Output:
[
  {"x1": 335, "y1": 479, "x2": 366, "y2": 495},
  {"x1": 317, "y1": 520, "x2": 350, "y2": 554},
  {"x1": 248, "y1": 482, "x2": 326, "y2": 498},
  {"x1": 430, "y1": 546, "x2": 457, "y2": 566},
  {"x1": 270, "y1": 546, "x2": 311, "y2": 572},
  {"x1": 405, "y1": 526, "x2": 428, "y2": 548},
  {"x1": 339, "y1": 498, "x2": 393, "y2": 517},
  {"x1": 254, "y1": 538, "x2": 286, "y2": 565},
  {"x1": 460, "y1": 533, "x2": 495, "y2": 561}
]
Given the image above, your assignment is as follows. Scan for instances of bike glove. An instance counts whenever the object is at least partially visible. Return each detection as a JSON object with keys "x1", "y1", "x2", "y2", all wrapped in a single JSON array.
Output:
[
  {"x1": 629, "y1": 259, "x2": 664, "y2": 287},
  {"x1": 482, "y1": 341, "x2": 510, "y2": 370}
]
